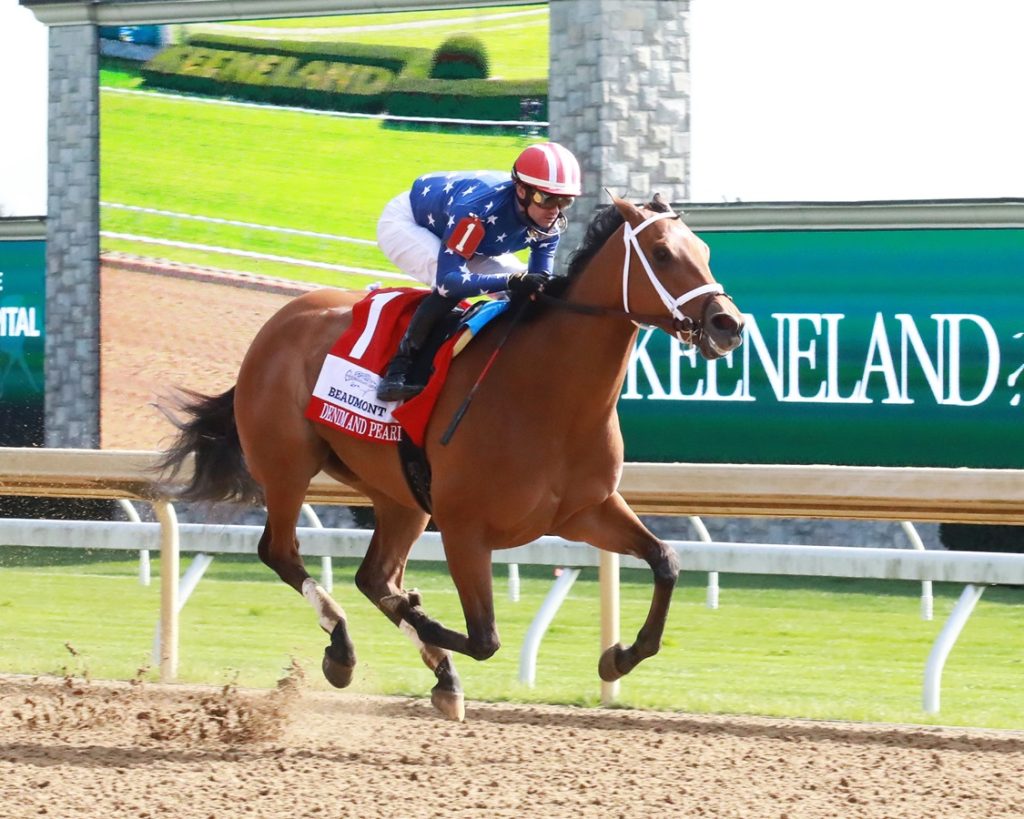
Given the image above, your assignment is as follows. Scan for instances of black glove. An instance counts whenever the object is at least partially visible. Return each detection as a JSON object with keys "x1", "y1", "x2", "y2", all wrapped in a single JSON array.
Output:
[{"x1": 506, "y1": 271, "x2": 551, "y2": 296}]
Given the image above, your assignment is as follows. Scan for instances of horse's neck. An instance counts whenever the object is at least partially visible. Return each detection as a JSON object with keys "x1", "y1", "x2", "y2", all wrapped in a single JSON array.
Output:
[{"x1": 515, "y1": 252, "x2": 639, "y2": 416}]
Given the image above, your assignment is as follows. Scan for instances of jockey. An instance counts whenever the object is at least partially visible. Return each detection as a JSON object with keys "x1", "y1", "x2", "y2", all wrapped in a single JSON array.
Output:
[{"x1": 375, "y1": 141, "x2": 582, "y2": 402}]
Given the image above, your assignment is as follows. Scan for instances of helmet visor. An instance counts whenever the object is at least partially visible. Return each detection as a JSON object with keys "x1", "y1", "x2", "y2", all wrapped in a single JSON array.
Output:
[{"x1": 530, "y1": 189, "x2": 575, "y2": 210}]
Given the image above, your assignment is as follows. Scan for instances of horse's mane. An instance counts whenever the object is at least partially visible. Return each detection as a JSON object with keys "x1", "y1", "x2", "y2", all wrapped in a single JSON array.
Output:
[
  {"x1": 512, "y1": 194, "x2": 671, "y2": 308},
  {"x1": 565, "y1": 194, "x2": 672, "y2": 283},
  {"x1": 564, "y1": 206, "x2": 625, "y2": 283}
]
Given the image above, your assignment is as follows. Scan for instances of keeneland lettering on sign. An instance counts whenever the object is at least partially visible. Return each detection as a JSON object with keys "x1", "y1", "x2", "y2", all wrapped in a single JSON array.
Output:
[
  {"x1": 616, "y1": 226, "x2": 1024, "y2": 468},
  {"x1": 625, "y1": 312, "x2": 1001, "y2": 407}
]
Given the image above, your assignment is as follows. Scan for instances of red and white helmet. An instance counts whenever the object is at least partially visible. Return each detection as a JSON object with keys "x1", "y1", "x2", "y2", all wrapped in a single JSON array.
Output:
[{"x1": 512, "y1": 142, "x2": 582, "y2": 197}]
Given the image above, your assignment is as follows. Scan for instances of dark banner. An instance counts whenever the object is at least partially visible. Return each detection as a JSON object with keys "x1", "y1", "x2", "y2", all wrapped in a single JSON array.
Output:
[
  {"x1": 0, "y1": 240, "x2": 45, "y2": 446},
  {"x1": 619, "y1": 228, "x2": 1024, "y2": 468}
]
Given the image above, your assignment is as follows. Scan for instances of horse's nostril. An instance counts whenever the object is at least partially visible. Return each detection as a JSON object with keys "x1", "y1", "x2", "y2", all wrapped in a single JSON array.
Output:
[{"x1": 710, "y1": 312, "x2": 743, "y2": 335}]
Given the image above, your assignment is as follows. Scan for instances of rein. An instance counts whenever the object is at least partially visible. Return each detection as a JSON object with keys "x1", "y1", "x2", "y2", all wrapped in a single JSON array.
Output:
[
  {"x1": 535, "y1": 292, "x2": 696, "y2": 336},
  {"x1": 538, "y1": 210, "x2": 727, "y2": 344}
]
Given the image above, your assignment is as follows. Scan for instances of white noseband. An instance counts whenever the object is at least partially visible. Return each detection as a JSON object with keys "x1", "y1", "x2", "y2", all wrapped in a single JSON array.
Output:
[{"x1": 622, "y1": 211, "x2": 724, "y2": 335}]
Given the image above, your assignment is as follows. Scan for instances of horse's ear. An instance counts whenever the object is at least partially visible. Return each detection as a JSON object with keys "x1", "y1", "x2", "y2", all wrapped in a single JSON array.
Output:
[
  {"x1": 650, "y1": 192, "x2": 672, "y2": 213},
  {"x1": 611, "y1": 194, "x2": 644, "y2": 227}
]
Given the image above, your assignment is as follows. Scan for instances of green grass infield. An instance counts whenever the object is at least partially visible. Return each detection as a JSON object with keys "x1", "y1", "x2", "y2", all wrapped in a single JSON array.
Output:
[
  {"x1": 1, "y1": 546, "x2": 1022, "y2": 729},
  {"x1": 100, "y1": 89, "x2": 537, "y2": 286}
]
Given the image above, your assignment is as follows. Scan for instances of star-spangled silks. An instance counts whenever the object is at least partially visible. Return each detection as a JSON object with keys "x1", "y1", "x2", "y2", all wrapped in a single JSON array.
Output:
[{"x1": 409, "y1": 170, "x2": 561, "y2": 299}]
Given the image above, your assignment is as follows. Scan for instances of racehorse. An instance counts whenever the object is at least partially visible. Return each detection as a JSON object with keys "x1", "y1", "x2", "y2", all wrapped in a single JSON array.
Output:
[{"x1": 158, "y1": 194, "x2": 745, "y2": 721}]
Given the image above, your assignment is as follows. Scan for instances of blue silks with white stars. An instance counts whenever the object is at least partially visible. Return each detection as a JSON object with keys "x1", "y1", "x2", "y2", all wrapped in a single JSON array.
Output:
[{"x1": 409, "y1": 171, "x2": 561, "y2": 299}]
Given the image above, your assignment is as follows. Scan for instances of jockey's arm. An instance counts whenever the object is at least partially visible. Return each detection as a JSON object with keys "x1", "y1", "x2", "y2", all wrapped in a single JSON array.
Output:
[
  {"x1": 526, "y1": 234, "x2": 559, "y2": 275},
  {"x1": 434, "y1": 251, "x2": 520, "y2": 300}
]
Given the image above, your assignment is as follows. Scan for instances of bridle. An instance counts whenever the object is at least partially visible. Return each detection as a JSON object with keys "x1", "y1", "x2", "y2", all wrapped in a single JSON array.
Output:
[
  {"x1": 622, "y1": 210, "x2": 724, "y2": 342},
  {"x1": 538, "y1": 209, "x2": 729, "y2": 346}
]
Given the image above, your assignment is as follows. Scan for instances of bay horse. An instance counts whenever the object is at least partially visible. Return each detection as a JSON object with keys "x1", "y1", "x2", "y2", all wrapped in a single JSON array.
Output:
[{"x1": 158, "y1": 194, "x2": 744, "y2": 720}]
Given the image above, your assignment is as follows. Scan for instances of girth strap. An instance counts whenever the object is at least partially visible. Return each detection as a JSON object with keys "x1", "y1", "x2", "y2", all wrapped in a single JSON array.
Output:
[{"x1": 398, "y1": 433, "x2": 432, "y2": 514}]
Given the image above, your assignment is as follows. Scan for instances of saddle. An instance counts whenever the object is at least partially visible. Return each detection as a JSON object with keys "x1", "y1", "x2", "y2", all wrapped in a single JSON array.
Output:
[
  {"x1": 305, "y1": 288, "x2": 508, "y2": 513},
  {"x1": 396, "y1": 302, "x2": 474, "y2": 514}
]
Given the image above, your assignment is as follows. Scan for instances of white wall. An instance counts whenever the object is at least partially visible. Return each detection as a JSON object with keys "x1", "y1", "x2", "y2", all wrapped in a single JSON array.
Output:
[
  {"x1": 690, "y1": 0, "x2": 1024, "y2": 202},
  {"x1": 0, "y1": 0, "x2": 48, "y2": 216}
]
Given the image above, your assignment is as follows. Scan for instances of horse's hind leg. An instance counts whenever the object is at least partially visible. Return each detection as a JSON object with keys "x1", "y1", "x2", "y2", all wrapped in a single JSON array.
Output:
[
  {"x1": 354, "y1": 496, "x2": 465, "y2": 721},
  {"x1": 257, "y1": 478, "x2": 357, "y2": 689},
  {"x1": 555, "y1": 492, "x2": 680, "y2": 682}
]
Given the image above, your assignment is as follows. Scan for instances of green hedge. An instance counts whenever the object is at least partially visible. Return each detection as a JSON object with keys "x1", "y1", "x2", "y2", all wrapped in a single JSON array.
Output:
[
  {"x1": 141, "y1": 45, "x2": 396, "y2": 112},
  {"x1": 184, "y1": 33, "x2": 435, "y2": 78},
  {"x1": 139, "y1": 35, "x2": 547, "y2": 122},
  {"x1": 387, "y1": 78, "x2": 547, "y2": 121}
]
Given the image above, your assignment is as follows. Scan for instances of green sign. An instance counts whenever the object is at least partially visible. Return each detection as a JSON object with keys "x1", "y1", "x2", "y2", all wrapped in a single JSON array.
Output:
[
  {"x1": 0, "y1": 240, "x2": 45, "y2": 446},
  {"x1": 619, "y1": 228, "x2": 1024, "y2": 468}
]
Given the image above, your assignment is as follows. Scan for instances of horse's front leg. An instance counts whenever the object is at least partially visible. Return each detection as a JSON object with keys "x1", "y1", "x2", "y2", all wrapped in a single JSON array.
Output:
[
  {"x1": 555, "y1": 491, "x2": 680, "y2": 681},
  {"x1": 353, "y1": 497, "x2": 465, "y2": 721},
  {"x1": 379, "y1": 533, "x2": 500, "y2": 663}
]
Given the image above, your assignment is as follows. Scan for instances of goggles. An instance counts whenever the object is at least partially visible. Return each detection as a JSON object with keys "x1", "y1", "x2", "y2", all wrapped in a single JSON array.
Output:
[{"x1": 530, "y1": 189, "x2": 575, "y2": 210}]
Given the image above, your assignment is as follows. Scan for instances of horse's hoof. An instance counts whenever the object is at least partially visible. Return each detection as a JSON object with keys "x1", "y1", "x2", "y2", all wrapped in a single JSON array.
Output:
[
  {"x1": 431, "y1": 689, "x2": 465, "y2": 722},
  {"x1": 322, "y1": 649, "x2": 355, "y2": 689},
  {"x1": 598, "y1": 643, "x2": 627, "y2": 682}
]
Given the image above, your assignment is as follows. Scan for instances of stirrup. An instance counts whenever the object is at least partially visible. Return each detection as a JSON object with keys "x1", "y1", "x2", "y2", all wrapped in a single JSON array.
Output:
[{"x1": 377, "y1": 373, "x2": 424, "y2": 402}]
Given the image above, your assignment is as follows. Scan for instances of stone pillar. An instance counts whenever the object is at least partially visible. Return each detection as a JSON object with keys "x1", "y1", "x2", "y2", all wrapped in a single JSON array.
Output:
[
  {"x1": 548, "y1": 0, "x2": 691, "y2": 259},
  {"x1": 45, "y1": 25, "x2": 100, "y2": 448}
]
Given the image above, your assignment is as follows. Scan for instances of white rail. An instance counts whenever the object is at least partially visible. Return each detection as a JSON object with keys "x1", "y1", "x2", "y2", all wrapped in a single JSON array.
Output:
[
  {"x1": 2, "y1": 516, "x2": 1022, "y2": 712},
  {"x1": 5, "y1": 518, "x2": 1024, "y2": 582},
  {"x1": 3, "y1": 447, "x2": 1024, "y2": 713},
  {"x1": 100, "y1": 231, "x2": 417, "y2": 281}
]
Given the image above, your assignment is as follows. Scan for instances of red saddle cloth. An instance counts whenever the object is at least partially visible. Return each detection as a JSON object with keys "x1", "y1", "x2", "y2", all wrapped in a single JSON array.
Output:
[{"x1": 304, "y1": 288, "x2": 463, "y2": 447}]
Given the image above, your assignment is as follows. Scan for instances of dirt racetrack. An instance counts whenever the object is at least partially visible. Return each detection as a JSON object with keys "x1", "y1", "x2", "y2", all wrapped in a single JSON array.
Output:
[
  {"x1": 2, "y1": 672, "x2": 1023, "y2": 819},
  {"x1": 100, "y1": 261, "x2": 299, "y2": 451}
]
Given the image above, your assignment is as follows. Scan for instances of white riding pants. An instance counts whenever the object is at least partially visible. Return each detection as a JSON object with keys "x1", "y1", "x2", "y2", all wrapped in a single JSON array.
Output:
[{"x1": 376, "y1": 192, "x2": 526, "y2": 288}]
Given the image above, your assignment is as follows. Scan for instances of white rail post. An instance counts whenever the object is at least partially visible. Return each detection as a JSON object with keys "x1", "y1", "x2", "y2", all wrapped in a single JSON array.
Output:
[
  {"x1": 151, "y1": 553, "x2": 214, "y2": 666},
  {"x1": 300, "y1": 504, "x2": 330, "y2": 593},
  {"x1": 518, "y1": 567, "x2": 580, "y2": 686},
  {"x1": 117, "y1": 499, "x2": 147, "y2": 586},
  {"x1": 688, "y1": 516, "x2": 717, "y2": 608},
  {"x1": 153, "y1": 500, "x2": 179, "y2": 682},
  {"x1": 508, "y1": 563, "x2": 520, "y2": 602},
  {"x1": 599, "y1": 550, "x2": 620, "y2": 704},
  {"x1": 923, "y1": 583, "x2": 985, "y2": 713},
  {"x1": 900, "y1": 521, "x2": 933, "y2": 620}
]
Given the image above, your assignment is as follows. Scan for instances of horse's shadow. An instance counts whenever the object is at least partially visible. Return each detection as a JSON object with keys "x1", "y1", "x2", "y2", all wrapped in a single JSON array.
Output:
[{"x1": 368, "y1": 697, "x2": 1024, "y2": 754}]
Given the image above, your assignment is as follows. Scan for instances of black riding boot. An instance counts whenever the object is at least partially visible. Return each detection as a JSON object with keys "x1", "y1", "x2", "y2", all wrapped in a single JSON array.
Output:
[{"x1": 377, "y1": 292, "x2": 458, "y2": 401}]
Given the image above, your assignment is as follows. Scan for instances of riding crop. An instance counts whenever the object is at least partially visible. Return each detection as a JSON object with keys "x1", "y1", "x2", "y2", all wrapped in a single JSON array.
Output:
[{"x1": 440, "y1": 298, "x2": 531, "y2": 445}]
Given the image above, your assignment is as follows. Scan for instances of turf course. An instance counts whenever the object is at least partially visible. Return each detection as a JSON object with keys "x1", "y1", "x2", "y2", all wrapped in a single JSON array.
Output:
[
  {"x1": 100, "y1": 89, "x2": 539, "y2": 287},
  {"x1": 1, "y1": 546, "x2": 1021, "y2": 729}
]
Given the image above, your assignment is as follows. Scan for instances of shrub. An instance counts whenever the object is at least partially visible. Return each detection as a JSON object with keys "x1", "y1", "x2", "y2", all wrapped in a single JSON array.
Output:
[
  {"x1": 429, "y1": 34, "x2": 489, "y2": 80},
  {"x1": 386, "y1": 77, "x2": 547, "y2": 122}
]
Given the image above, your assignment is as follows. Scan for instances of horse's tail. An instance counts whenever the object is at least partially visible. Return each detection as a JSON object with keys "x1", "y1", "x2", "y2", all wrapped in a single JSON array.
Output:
[{"x1": 154, "y1": 387, "x2": 264, "y2": 505}]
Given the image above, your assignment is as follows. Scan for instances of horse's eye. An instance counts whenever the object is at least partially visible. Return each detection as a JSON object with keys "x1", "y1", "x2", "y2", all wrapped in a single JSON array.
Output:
[{"x1": 653, "y1": 246, "x2": 671, "y2": 263}]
